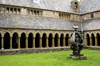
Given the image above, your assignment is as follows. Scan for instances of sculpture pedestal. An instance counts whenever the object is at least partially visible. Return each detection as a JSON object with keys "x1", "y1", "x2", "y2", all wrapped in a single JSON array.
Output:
[{"x1": 68, "y1": 54, "x2": 87, "y2": 60}]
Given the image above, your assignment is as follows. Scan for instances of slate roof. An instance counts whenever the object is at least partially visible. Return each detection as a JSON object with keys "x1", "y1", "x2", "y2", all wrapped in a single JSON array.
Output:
[
  {"x1": 0, "y1": 13, "x2": 81, "y2": 30},
  {"x1": 83, "y1": 18, "x2": 100, "y2": 31},
  {"x1": 80, "y1": 0, "x2": 100, "y2": 14},
  {"x1": 0, "y1": 0, "x2": 74, "y2": 13}
]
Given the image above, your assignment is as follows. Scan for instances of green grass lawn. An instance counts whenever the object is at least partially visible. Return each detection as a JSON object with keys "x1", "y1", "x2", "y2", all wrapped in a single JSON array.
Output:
[{"x1": 0, "y1": 50, "x2": 100, "y2": 66}]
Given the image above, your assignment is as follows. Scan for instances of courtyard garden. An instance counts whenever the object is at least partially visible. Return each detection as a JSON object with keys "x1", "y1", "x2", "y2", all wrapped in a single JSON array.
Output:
[{"x1": 0, "y1": 50, "x2": 100, "y2": 66}]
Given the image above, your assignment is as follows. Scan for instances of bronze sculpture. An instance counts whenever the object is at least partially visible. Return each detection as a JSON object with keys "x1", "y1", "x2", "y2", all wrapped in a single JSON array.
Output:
[{"x1": 68, "y1": 26, "x2": 86, "y2": 60}]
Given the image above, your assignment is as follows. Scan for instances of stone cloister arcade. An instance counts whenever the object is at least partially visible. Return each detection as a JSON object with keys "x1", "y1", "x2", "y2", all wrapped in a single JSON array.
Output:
[
  {"x1": 0, "y1": 29, "x2": 73, "y2": 50},
  {"x1": 85, "y1": 32, "x2": 100, "y2": 46}
]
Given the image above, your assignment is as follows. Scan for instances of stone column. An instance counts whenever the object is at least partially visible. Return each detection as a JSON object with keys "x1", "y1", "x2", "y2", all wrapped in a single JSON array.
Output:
[
  {"x1": 52, "y1": 37, "x2": 54, "y2": 47},
  {"x1": 46, "y1": 37, "x2": 48, "y2": 48},
  {"x1": 63, "y1": 37, "x2": 65, "y2": 47},
  {"x1": 33, "y1": 37, "x2": 35, "y2": 48},
  {"x1": 58, "y1": 37, "x2": 60, "y2": 47},
  {"x1": 84, "y1": 37, "x2": 87, "y2": 46},
  {"x1": 90, "y1": 37, "x2": 92, "y2": 46},
  {"x1": 26, "y1": 37, "x2": 28, "y2": 49},
  {"x1": 1, "y1": 37, "x2": 4, "y2": 50},
  {"x1": 10, "y1": 37, "x2": 12, "y2": 49},
  {"x1": 95, "y1": 37, "x2": 98, "y2": 46},
  {"x1": 40, "y1": 37, "x2": 42, "y2": 48},
  {"x1": 68, "y1": 37, "x2": 70, "y2": 46},
  {"x1": 18, "y1": 37, "x2": 20, "y2": 49}
]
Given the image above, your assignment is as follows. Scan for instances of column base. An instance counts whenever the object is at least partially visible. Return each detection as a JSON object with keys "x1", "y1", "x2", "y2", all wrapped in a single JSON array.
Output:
[
  {"x1": 1, "y1": 48, "x2": 4, "y2": 50},
  {"x1": 68, "y1": 54, "x2": 87, "y2": 60}
]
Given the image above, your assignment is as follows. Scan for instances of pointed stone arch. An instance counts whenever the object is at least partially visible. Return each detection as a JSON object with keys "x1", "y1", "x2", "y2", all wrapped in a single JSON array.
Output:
[
  {"x1": 86, "y1": 34, "x2": 90, "y2": 46},
  {"x1": 12, "y1": 32, "x2": 18, "y2": 49},
  {"x1": 35, "y1": 33, "x2": 40, "y2": 48},
  {"x1": 91, "y1": 33, "x2": 95, "y2": 46},
  {"x1": 60, "y1": 33, "x2": 64, "y2": 47},
  {"x1": 54, "y1": 33, "x2": 59, "y2": 47},
  {"x1": 20, "y1": 33, "x2": 26, "y2": 48},
  {"x1": 49, "y1": 33, "x2": 53, "y2": 47},
  {"x1": 4, "y1": 32, "x2": 10, "y2": 49},
  {"x1": 96, "y1": 33, "x2": 100, "y2": 46},
  {"x1": 65, "y1": 34, "x2": 69, "y2": 46},
  {"x1": 28, "y1": 33, "x2": 33, "y2": 48},
  {"x1": 42, "y1": 33, "x2": 47, "y2": 48},
  {"x1": 0, "y1": 33, "x2": 1, "y2": 49}
]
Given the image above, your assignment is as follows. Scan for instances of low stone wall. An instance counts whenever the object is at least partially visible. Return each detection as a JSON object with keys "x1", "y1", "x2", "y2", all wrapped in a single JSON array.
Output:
[
  {"x1": 84, "y1": 46, "x2": 100, "y2": 50},
  {"x1": 0, "y1": 47, "x2": 70, "y2": 55}
]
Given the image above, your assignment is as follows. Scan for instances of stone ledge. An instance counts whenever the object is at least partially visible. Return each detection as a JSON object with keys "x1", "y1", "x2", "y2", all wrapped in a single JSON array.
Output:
[
  {"x1": 68, "y1": 55, "x2": 87, "y2": 60},
  {"x1": 0, "y1": 47, "x2": 70, "y2": 55}
]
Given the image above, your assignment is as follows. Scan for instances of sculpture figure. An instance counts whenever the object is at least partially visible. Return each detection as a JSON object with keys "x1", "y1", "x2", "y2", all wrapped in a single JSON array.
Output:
[{"x1": 69, "y1": 26, "x2": 84, "y2": 56}]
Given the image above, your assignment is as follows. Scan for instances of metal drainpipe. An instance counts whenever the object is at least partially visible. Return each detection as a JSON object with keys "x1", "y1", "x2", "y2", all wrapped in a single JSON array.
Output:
[{"x1": 80, "y1": 9, "x2": 83, "y2": 40}]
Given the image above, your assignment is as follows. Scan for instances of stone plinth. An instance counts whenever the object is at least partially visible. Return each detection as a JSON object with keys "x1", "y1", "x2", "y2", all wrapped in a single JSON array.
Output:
[{"x1": 68, "y1": 54, "x2": 87, "y2": 60}]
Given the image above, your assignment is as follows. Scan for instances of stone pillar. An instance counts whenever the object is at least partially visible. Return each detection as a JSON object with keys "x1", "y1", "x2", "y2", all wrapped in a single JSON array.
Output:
[
  {"x1": 10, "y1": 37, "x2": 12, "y2": 49},
  {"x1": 84, "y1": 37, "x2": 87, "y2": 46},
  {"x1": 46, "y1": 37, "x2": 48, "y2": 48},
  {"x1": 1, "y1": 37, "x2": 4, "y2": 50},
  {"x1": 33, "y1": 37, "x2": 35, "y2": 48},
  {"x1": 40, "y1": 37, "x2": 42, "y2": 48},
  {"x1": 63, "y1": 37, "x2": 65, "y2": 47},
  {"x1": 58, "y1": 37, "x2": 60, "y2": 47},
  {"x1": 95, "y1": 37, "x2": 98, "y2": 46},
  {"x1": 18, "y1": 37, "x2": 20, "y2": 49},
  {"x1": 68, "y1": 37, "x2": 70, "y2": 46},
  {"x1": 26, "y1": 37, "x2": 28, "y2": 49},
  {"x1": 90, "y1": 37, "x2": 92, "y2": 46},
  {"x1": 52, "y1": 37, "x2": 54, "y2": 47}
]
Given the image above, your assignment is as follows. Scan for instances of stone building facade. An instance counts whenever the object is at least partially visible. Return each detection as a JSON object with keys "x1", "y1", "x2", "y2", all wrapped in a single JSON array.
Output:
[{"x1": 0, "y1": 0, "x2": 100, "y2": 55}]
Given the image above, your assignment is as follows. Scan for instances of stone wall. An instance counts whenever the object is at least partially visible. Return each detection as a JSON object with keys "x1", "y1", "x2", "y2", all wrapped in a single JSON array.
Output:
[{"x1": 0, "y1": 47, "x2": 70, "y2": 55}]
